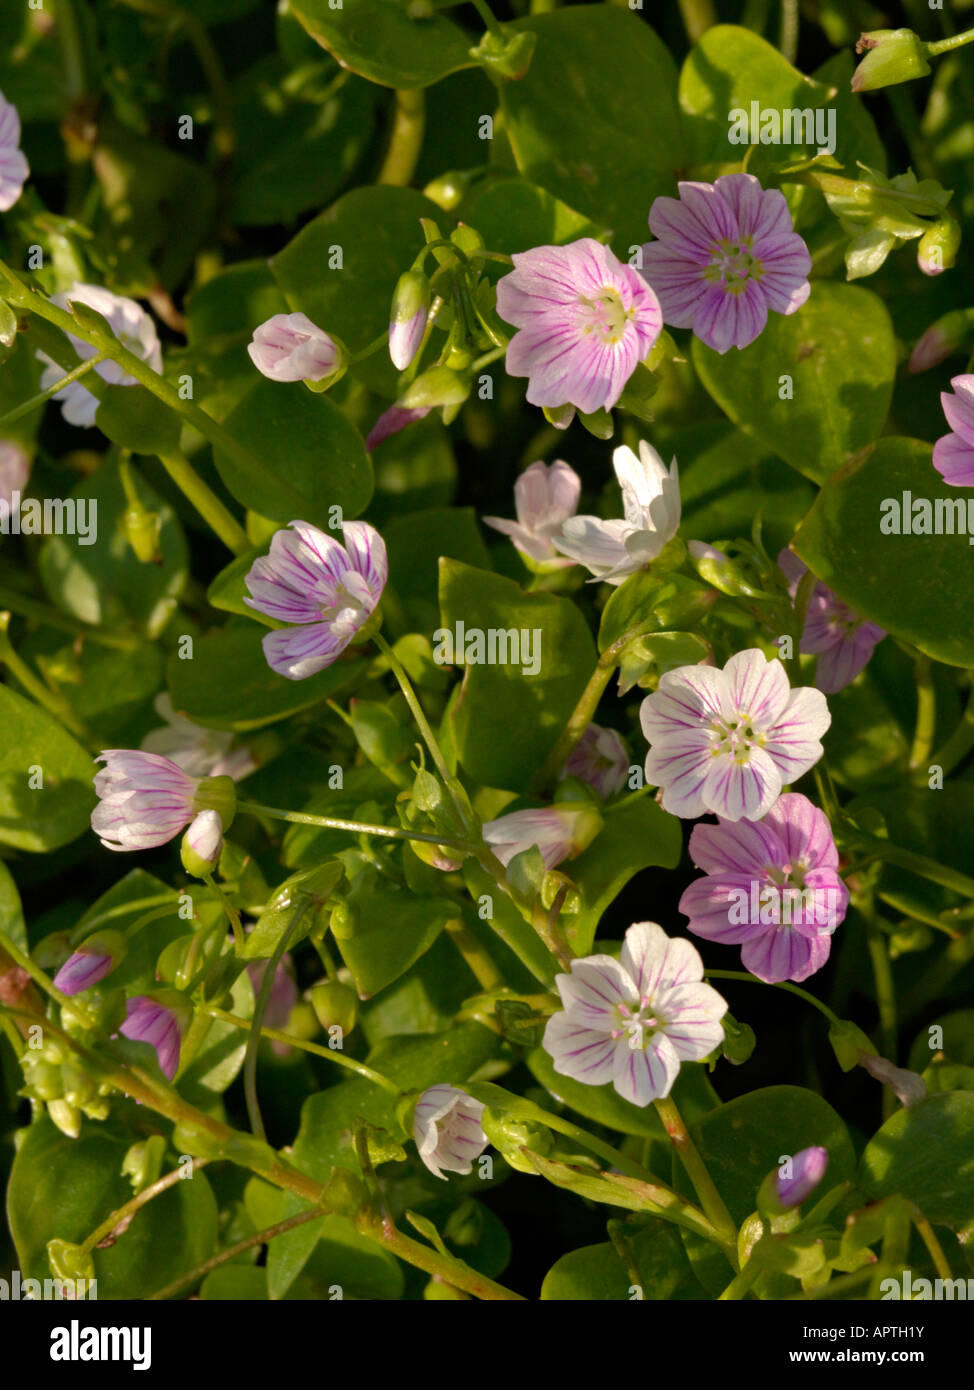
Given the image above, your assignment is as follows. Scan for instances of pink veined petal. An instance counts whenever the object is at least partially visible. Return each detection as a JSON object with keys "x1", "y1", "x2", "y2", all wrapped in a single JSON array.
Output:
[
  {"x1": 688, "y1": 815, "x2": 787, "y2": 877},
  {"x1": 764, "y1": 686, "x2": 831, "y2": 781},
  {"x1": 693, "y1": 280, "x2": 768, "y2": 353},
  {"x1": 680, "y1": 875, "x2": 772, "y2": 944},
  {"x1": 933, "y1": 431, "x2": 974, "y2": 487},
  {"x1": 941, "y1": 376, "x2": 974, "y2": 447},
  {"x1": 702, "y1": 745, "x2": 781, "y2": 822},
  {"x1": 643, "y1": 663, "x2": 728, "y2": 732},
  {"x1": 659, "y1": 980, "x2": 729, "y2": 1060},
  {"x1": 542, "y1": 1013, "x2": 618, "y2": 1086},
  {"x1": 761, "y1": 793, "x2": 838, "y2": 870},
  {"x1": 621, "y1": 923, "x2": 704, "y2": 999},
  {"x1": 813, "y1": 633, "x2": 874, "y2": 693},
  {"x1": 741, "y1": 926, "x2": 830, "y2": 984},
  {"x1": 555, "y1": 956, "x2": 635, "y2": 1027},
  {"x1": 714, "y1": 174, "x2": 790, "y2": 241},
  {"x1": 340, "y1": 520, "x2": 388, "y2": 595},
  {"x1": 612, "y1": 1032, "x2": 681, "y2": 1106},
  {"x1": 261, "y1": 622, "x2": 347, "y2": 680},
  {"x1": 644, "y1": 738, "x2": 716, "y2": 820},
  {"x1": 720, "y1": 648, "x2": 791, "y2": 729}
]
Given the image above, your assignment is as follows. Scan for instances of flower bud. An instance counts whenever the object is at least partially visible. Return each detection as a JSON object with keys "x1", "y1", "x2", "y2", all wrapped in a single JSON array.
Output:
[
  {"x1": 917, "y1": 217, "x2": 961, "y2": 276},
  {"x1": 389, "y1": 269, "x2": 430, "y2": 371},
  {"x1": 60, "y1": 1062, "x2": 98, "y2": 1107},
  {"x1": 122, "y1": 1135, "x2": 167, "y2": 1192},
  {"x1": 48, "y1": 1099, "x2": 82, "y2": 1139},
  {"x1": 909, "y1": 309, "x2": 974, "y2": 373},
  {"x1": 53, "y1": 930, "x2": 127, "y2": 996},
  {"x1": 422, "y1": 169, "x2": 480, "y2": 213},
  {"x1": 121, "y1": 498, "x2": 163, "y2": 564},
  {"x1": 413, "y1": 1084, "x2": 489, "y2": 1180},
  {"x1": 310, "y1": 979, "x2": 359, "y2": 1035},
  {"x1": 247, "y1": 312, "x2": 346, "y2": 386},
  {"x1": 481, "y1": 1106, "x2": 553, "y2": 1173},
  {"x1": 828, "y1": 1017, "x2": 878, "y2": 1072},
  {"x1": 0, "y1": 298, "x2": 18, "y2": 350},
  {"x1": 758, "y1": 1146, "x2": 829, "y2": 1216},
  {"x1": 721, "y1": 1012, "x2": 757, "y2": 1065},
  {"x1": 469, "y1": 27, "x2": 537, "y2": 83},
  {"x1": 21, "y1": 1057, "x2": 63, "y2": 1102},
  {"x1": 689, "y1": 540, "x2": 764, "y2": 598},
  {"x1": 46, "y1": 1239, "x2": 95, "y2": 1286},
  {"x1": 399, "y1": 365, "x2": 471, "y2": 411},
  {"x1": 180, "y1": 808, "x2": 223, "y2": 878},
  {"x1": 851, "y1": 29, "x2": 930, "y2": 92}
]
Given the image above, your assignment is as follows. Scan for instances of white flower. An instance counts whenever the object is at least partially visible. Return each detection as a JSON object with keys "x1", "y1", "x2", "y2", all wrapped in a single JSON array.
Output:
[
  {"x1": 554, "y1": 441, "x2": 681, "y2": 584},
  {"x1": 36, "y1": 283, "x2": 162, "y2": 428},
  {"x1": 140, "y1": 693, "x2": 256, "y2": 781},
  {"x1": 483, "y1": 459, "x2": 581, "y2": 569},
  {"x1": 248, "y1": 312, "x2": 341, "y2": 383},
  {"x1": 0, "y1": 92, "x2": 29, "y2": 212},
  {"x1": 640, "y1": 647, "x2": 831, "y2": 822},
  {"x1": 183, "y1": 809, "x2": 223, "y2": 868},
  {"x1": 0, "y1": 440, "x2": 30, "y2": 510},
  {"x1": 542, "y1": 923, "x2": 728, "y2": 1106},
  {"x1": 413, "y1": 1084, "x2": 488, "y2": 1180}
]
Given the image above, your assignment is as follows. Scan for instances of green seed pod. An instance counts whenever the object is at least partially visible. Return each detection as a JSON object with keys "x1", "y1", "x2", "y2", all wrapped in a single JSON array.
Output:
[{"x1": 311, "y1": 980, "x2": 359, "y2": 1035}]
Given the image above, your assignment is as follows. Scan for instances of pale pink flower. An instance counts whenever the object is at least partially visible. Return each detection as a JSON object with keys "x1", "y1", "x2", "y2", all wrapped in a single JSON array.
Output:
[
  {"x1": 560, "y1": 723, "x2": 629, "y2": 800},
  {"x1": 93, "y1": 750, "x2": 201, "y2": 851},
  {"x1": 542, "y1": 922, "x2": 728, "y2": 1106},
  {"x1": 119, "y1": 996, "x2": 185, "y2": 1080},
  {"x1": 244, "y1": 520, "x2": 387, "y2": 680},
  {"x1": 642, "y1": 174, "x2": 810, "y2": 353},
  {"x1": 639, "y1": 648, "x2": 831, "y2": 821},
  {"x1": 247, "y1": 312, "x2": 341, "y2": 383},
  {"x1": 413, "y1": 1084, "x2": 488, "y2": 1180},
  {"x1": 933, "y1": 374, "x2": 974, "y2": 487},
  {"x1": 140, "y1": 693, "x2": 256, "y2": 781},
  {"x1": 496, "y1": 239, "x2": 662, "y2": 415},
  {"x1": 554, "y1": 440, "x2": 680, "y2": 583},
  {"x1": 776, "y1": 1146, "x2": 828, "y2": 1208},
  {"x1": 36, "y1": 284, "x2": 162, "y2": 428},
  {"x1": 483, "y1": 459, "x2": 580, "y2": 569},
  {"x1": 481, "y1": 804, "x2": 602, "y2": 870},
  {"x1": 0, "y1": 440, "x2": 29, "y2": 510},
  {"x1": 778, "y1": 550, "x2": 885, "y2": 694},
  {"x1": 0, "y1": 91, "x2": 29, "y2": 212}
]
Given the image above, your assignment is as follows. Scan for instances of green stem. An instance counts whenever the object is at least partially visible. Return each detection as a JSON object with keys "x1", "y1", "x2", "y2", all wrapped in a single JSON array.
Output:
[
  {"x1": 850, "y1": 833, "x2": 974, "y2": 901},
  {"x1": 912, "y1": 1207, "x2": 954, "y2": 1280},
  {"x1": 654, "y1": 1093, "x2": 739, "y2": 1263},
  {"x1": 777, "y1": 0, "x2": 799, "y2": 64},
  {"x1": 237, "y1": 799, "x2": 472, "y2": 850},
  {"x1": 908, "y1": 653, "x2": 936, "y2": 772},
  {"x1": 81, "y1": 1159, "x2": 208, "y2": 1256},
  {"x1": 203, "y1": 874, "x2": 243, "y2": 949},
  {"x1": 469, "y1": 0, "x2": 504, "y2": 38},
  {"x1": 149, "y1": 1203, "x2": 323, "y2": 1300},
  {"x1": 243, "y1": 898, "x2": 311, "y2": 1140},
  {"x1": 0, "y1": 351, "x2": 110, "y2": 429},
  {"x1": 706, "y1": 969, "x2": 841, "y2": 1025},
  {"x1": 157, "y1": 452, "x2": 249, "y2": 555},
  {"x1": 0, "y1": 927, "x2": 70, "y2": 1007},
  {"x1": 926, "y1": 680, "x2": 974, "y2": 778},
  {"x1": 204, "y1": 1006, "x2": 401, "y2": 1092},
  {"x1": 443, "y1": 917, "x2": 506, "y2": 991},
  {"x1": 677, "y1": 0, "x2": 716, "y2": 43},
  {"x1": 373, "y1": 633, "x2": 461, "y2": 813},
  {"x1": 531, "y1": 639, "x2": 625, "y2": 793},
  {"x1": 377, "y1": 88, "x2": 426, "y2": 187},
  {"x1": 926, "y1": 26, "x2": 974, "y2": 56}
]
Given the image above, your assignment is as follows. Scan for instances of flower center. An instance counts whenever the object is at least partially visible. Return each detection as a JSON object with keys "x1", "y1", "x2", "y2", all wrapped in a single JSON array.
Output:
[
  {"x1": 709, "y1": 710, "x2": 766, "y2": 764},
  {"x1": 579, "y1": 287, "x2": 633, "y2": 344},
  {"x1": 319, "y1": 582, "x2": 365, "y2": 622},
  {"x1": 612, "y1": 996, "x2": 664, "y2": 1051},
  {"x1": 706, "y1": 238, "x2": 763, "y2": 294}
]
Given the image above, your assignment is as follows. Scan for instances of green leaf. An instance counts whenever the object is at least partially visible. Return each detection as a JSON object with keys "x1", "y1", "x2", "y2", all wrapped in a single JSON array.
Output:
[
  {"x1": 459, "y1": 177, "x2": 606, "y2": 257},
  {"x1": 679, "y1": 25, "x2": 884, "y2": 176},
  {"x1": 0, "y1": 686, "x2": 94, "y2": 852},
  {"x1": 384, "y1": 507, "x2": 490, "y2": 636},
  {"x1": 95, "y1": 385, "x2": 181, "y2": 456},
  {"x1": 692, "y1": 282, "x2": 896, "y2": 484},
  {"x1": 289, "y1": 0, "x2": 476, "y2": 90},
  {"x1": 0, "y1": 860, "x2": 25, "y2": 948},
  {"x1": 567, "y1": 798, "x2": 683, "y2": 954},
  {"x1": 8, "y1": 1119, "x2": 218, "y2": 1298},
  {"x1": 859, "y1": 1093, "x2": 974, "y2": 1230},
  {"x1": 794, "y1": 436, "x2": 974, "y2": 666},
  {"x1": 272, "y1": 188, "x2": 448, "y2": 396},
  {"x1": 213, "y1": 380, "x2": 372, "y2": 529},
  {"x1": 439, "y1": 559, "x2": 597, "y2": 792},
  {"x1": 167, "y1": 624, "x2": 367, "y2": 731},
  {"x1": 541, "y1": 1218, "x2": 705, "y2": 1300},
  {"x1": 240, "y1": 862, "x2": 344, "y2": 961},
  {"x1": 336, "y1": 888, "x2": 457, "y2": 997},
  {"x1": 75, "y1": 870, "x2": 185, "y2": 995},
  {"x1": 39, "y1": 459, "x2": 188, "y2": 638},
  {"x1": 500, "y1": 8, "x2": 685, "y2": 254}
]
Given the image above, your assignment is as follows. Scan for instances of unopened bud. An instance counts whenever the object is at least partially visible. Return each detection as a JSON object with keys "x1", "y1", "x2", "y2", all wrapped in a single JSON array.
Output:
[
  {"x1": 48, "y1": 1099, "x2": 82, "y2": 1139},
  {"x1": 917, "y1": 217, "x2": 961, "y2": 276},
  {"x1": 399, "y1": 364, "x2": 471, "y2": 411},
  {"x1": 121, "y1": 499, "x2": 162, "y2": 564},
  {"x1": 851, "y1": 28, "x2": 931, "y2": 93},
  {"x1": 481, "y1": 1106, "x2": 553, "y2": 1173},
  {"x1": 180, "y1": 808, "x2": 223, "y2": 878},
  {"x1": 53, "y1": 930, "x2": 127, "y2": 996},
  {"x1": 469, "y1": 27, "x2": 537, "y2": 83},
  {"x1": 909, "y1": 309, "x2": 974, "y2": 373},
  {"x1": 310, "y1": 980, "x2": 359, "y2": 1035},
  {"x1": 389, "y1": 269, "x2": 430, "y2": 371}
]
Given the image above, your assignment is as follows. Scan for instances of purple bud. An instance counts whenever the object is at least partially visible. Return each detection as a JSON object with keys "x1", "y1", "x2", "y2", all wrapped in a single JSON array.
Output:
[
  {"x1": 775, "y1": 1146, "x2": 828, "y2": 1208},
  {"x1": 53, "y1": 930, "x2": 127, "y2": 996},
  {"x1": 119, "y1": 996, "x2": 184, "y2": 1080},
  {"x1": 247, "y1": 313, "x2": 343, "y2": 384},
  {"x1": 908, "y1": 309, "x2": 972, "y2": 374},
  {"x1": 389, "y1": 269, "x2": 430, "y2": 372},
  {"x1": 364, "y1": 403, "x2": 431, "y2": 453}
]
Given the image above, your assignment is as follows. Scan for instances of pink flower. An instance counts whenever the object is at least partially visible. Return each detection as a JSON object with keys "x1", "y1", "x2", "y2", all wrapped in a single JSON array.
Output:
[
  {"x1": 0, "y1": 440, "x2": 30, "y2": 510},
  {"x1": 496, "y1": 238, "x2": 662, "y2": 415},
  {"x1": 247, "y1": 313, "x2": 342, "y2": 383},
  {"x1": 679, "y1": 793, "x2": 847, "y2": 984},
  {"x1": 119, "y1": 995, "x2": 185, "y2": 1080},
  {"x1": 776, "y1": 1146, "x2": 829, "y2": 1208},
  {"x1": 560, "y1": 723, "x2": 629, "y2": 800},
  {"x1": 641, "y1": 174, "x2": 811, "y2": 354},
  {"x1": 778, "y1": 550, "x2": 885, "y2": 694},
  {"x1": 413, "y1": 1085, "x2": 488, "y2": 1180},
  {"x1": 0, "y1": 91, "x2": 29, "y2": 212},
  {"x1": 93, "y1": 751, "x2": 202, "y2": 851},
  {"x1": 244, "y1": 520, "x2": 387, "y2": 680},
  {"x1": 481, "y1": 804, "x2": 602, "y2": 870},
  {"x1": 364, "y1": 404, "x2": 431, "y2": 453},
  {"x1": 36, "y1": 284, "x2": 162, "y2": 428},
  {"x1": 542, "y1": 923, "x2": 728, "y2": 1106},
  {"x1": 483, "y1": 459, "x2": 580, "y2": 570},
  {"x1": 53, "y1": 931, "x2": 126, "y2": 996},
  {"x1": 933, "y1": 374, "x2": 974, "y2": 487},
  {"x1": 639, "y1": 648, "x2": 831, "y2": 822}
]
